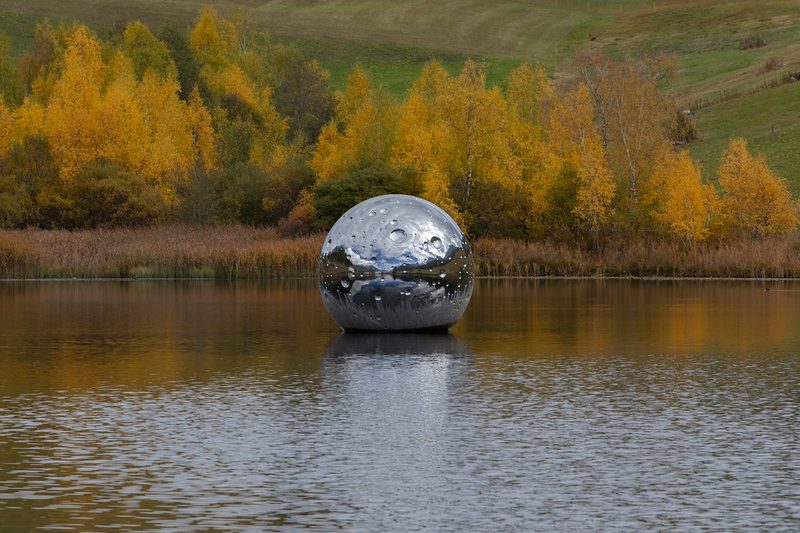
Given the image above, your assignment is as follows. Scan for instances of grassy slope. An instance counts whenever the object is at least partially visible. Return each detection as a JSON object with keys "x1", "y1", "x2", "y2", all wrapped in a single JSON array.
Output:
[
  {"x1": 690, "y1": 82, "x2": 800, "y2": 193},
  {"x1": 0, "y1": 0, "x2": 799, "y2": 182}
]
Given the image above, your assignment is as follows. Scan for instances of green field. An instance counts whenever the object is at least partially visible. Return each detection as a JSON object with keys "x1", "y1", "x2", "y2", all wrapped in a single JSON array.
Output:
[
  {"x1": 1, "y1": 0, "x2": 799, "y2": 182},
  {"x1": 690, "y1": 82, "x2": 800, "y2": 193}
]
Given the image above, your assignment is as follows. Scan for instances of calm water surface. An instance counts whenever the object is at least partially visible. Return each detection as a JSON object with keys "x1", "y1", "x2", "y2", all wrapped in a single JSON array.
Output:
[{"x1": 1, "y1": 279, "x2": 798, "y2": 530}]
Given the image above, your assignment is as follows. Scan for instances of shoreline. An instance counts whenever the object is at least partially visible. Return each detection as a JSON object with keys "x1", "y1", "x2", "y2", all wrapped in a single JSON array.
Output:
[{"x1": 1, "y1": 275, "x2": 798, "y2": 282}]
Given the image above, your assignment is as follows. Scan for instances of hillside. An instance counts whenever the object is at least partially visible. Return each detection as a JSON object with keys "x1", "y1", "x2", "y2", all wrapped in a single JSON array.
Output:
[{"x1": 1, "y1": 0, "x2": 799, "y2": 182}]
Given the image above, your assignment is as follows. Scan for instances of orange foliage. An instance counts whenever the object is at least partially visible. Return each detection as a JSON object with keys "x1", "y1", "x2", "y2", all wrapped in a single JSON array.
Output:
[{"x1": 717, "y1": 138, "x2": 798, "y2": 237}]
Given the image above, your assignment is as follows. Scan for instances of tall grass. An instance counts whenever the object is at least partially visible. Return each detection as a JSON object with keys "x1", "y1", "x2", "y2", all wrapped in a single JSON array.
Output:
[
  {"x1": 2, "y1": 226, "x2": 800, "y2": 279},
  {"x1": 0, "y1": 225, "x2": 323, "y2": 279},
  {"x1": 474, "y1": 237, "x2": 800, "y2": 279}
]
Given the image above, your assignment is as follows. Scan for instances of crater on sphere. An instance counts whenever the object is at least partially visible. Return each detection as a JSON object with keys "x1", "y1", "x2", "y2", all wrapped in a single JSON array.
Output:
[
  {"x1": 389, "y1": 228, "x2": 407, "y2": 242},
  {"x1": 319, "y1": 194, "x2": 474, "y2": 332}
]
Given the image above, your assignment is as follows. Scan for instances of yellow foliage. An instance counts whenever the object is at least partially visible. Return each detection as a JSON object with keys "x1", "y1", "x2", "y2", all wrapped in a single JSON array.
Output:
[
  {"x1": 421, "y1": 166, "x2": 465, "y2": 228},
  {"x1": 46, "y1": 26, "x2": 105, "y2": 181},
  {"x1": 311, "y1": 122, "x2": 354, "y2": 181},
  {"x1": 35, "y1": 24, "x2": 217, "y2": 200},
  {"x1": 311, "y1": 68, "x2": 396, "y2": 181},
  {"x1": 579, "y1": 53, "x2": 676, "y2": 200},
  {"x1": 548, "y1": 84, "x2": 616, "y2": 235},
  {"x1": 507, "y1": 63, "x2": 552, "y2": 126},
  {"x1": 94, "y1": 57, "x2": 150, "y2": 172},
  {"x1": 646, "y1": 150, "x2": 716, "y2": 244},
  {"x1": 447, "y1": 61, "x2": 517, "y2": 193},
  {"x1": 391, "y1": 60, "x2": 517, "y2": 229},
  {"x1": 0, "y1": 96, "x2": 11, "y2": 155},
  {"x1": 392, "y1": 92, "x2": 438, "y2": 172},
  {"x1": 136, "y1": 71, "x2": 196, "y2": 192},
  {"x1": 11, "y1": 98, "x2": 47, "y2": 144},
  {"x1": 337, "y1": 66, "x2": 373, "y2": 124},
  {"x1": 187, "y1": 87, "x2": 217, "y2": 171},
  {"x1": 574, "y1": 143, "x2": 616, "y2": 236},
  {"x1": 189, "y1": 6, "x2": 229, "y2": 68},
  {"x1": 717, "y1": 138, "x2": 798, "y2": 237},
  {"x1": 200, "y1": 62, "x2": 286, "y2": 169}
]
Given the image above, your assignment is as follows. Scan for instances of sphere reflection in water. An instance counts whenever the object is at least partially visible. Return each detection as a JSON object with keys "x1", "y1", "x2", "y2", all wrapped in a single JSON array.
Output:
[
  {"x1": 324, "y1": 332, "x2": 470, "y2": 359},
  {"x1": 319, "y1": 194, "x2": 474, "y2": 331}
]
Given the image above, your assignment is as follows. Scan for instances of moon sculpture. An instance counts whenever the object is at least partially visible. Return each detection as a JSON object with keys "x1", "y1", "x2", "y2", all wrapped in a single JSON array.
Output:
[{"x1": 319, "y1": 194, "x2": 474, "y2": 331}]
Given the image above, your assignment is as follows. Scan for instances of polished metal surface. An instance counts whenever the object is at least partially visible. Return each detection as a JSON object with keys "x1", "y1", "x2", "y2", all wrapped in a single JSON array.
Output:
[{"x1": 319, "y1": 194, "x2": 474, "y2": 331}]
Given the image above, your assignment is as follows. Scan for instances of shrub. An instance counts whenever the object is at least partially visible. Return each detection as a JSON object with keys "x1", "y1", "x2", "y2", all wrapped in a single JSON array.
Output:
[
  {"x1": 212, "y1": 161, "x2": 271, "y2": 225},
  {"x1": 273, "y1": 57, "x2": 335, "y2": 144},
  {"x1": 670, "y1": 110, "x2": 698, "y2": 144},
  {"x1": 41, "y1": 159, "x2": 167, "y2": 228},
  {"x1": 739, "y1": 36, "x2": 766, "y2": 50},
  {"x1": 0, "y1": 176, "x2": 34, "y2": 228},
  {"x1": 762, "y1": 56, "x2": 783, "y2": 73},
  {"x1": 312, "y1": 165, "x2": 405, "y2": 228},
  {"x1": 262, "y1": 155, "x2": 316, "y2": 224}
]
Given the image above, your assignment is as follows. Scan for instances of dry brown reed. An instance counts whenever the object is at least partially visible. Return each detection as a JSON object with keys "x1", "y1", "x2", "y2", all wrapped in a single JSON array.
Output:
[
  {"x1": 0, "y1": 225, "x2": 323, "y2": 279},
  {"x1": 473, "y1": 236, "x2": 800, "y2": 279},
  {"x1": 2, "y1": 226, "x2": 800, "y2": 279}
]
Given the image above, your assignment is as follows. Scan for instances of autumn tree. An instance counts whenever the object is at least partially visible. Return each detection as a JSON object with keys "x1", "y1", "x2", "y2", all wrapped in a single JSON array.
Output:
[
  {"x1": 547, "y1": 84, "x2": 616, "y2": 242},
  {"x1": 45, "y1": 26, "x2": 105, "y2": 181},
  {"x1": 19, "y1": 21, "x2": 56, "y2": 89},
  {"x1": 186, "y1": 87, "x2": 217, "y2": 172},
  {"x1": 391, "y1": 60, "x2": 517, "y2": 231},
  {"x1": 391, "y1": 63, "x2": 456, "y2": 217},
  {"x1": 717, "y1": 138, "x2": 798, "y2": 237},
  {"x1": 157, "y1": 24, "x2": 200, "y2": 98},
  {"x1": 505, "y1": 63, "x2": 557, "y2": 236},
  {"x1": 189, "y1": 6, "x2": 231, "y2": 69},
  {"x1": 312, "y1": 67, "x2": 397, "y2": 182},
  {"x1": 189, "y1": 6, "x2": 286, "y2": 170},
  {"x1": 448, "y1": 60, "x2": 515, "y2": 213},
  {"x1": 507, "y1": 63, "x2": 551, "y2": 127},
  {"x1": 122, "y1": 21, "x2": 176, "y2": 80},
  {"x1": 0, "y1": 33, "x2": 23, "y2": 106},
  {"x1": 273, "y1": 56, "x2": 335, "y2": 144},
  {"x1": 579, "y1": 52, "x2": 675, "y2": 202},
  {"x1": 23, "y1": 24, "x2": 216, "y2": 203},
  {"x1": 644, "y1": 150, "x2": 717, "y2": 245}
]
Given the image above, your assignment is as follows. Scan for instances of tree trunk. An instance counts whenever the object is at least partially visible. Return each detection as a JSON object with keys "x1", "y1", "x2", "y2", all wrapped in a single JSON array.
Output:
[{"x1": 462, "y1": 145, "x2": 473, "y2": 210}]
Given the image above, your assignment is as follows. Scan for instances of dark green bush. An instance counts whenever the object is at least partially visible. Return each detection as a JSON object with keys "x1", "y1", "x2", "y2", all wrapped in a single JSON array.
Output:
[
  {"x1": 0, "y1": 176, "x2": 34, "y2": 228},
  {"x1": 312, "y1": 165, "x2": 405, "y2": 228},
  {"x1": 262, "y1": 155, "x2": 316, "y2": 224},
  {"x1": 212, "y1": 161, "x2": 271, "y2": 225},
  {"x1": 40, "y1": 159, "x2": 166, "y2": 228}
]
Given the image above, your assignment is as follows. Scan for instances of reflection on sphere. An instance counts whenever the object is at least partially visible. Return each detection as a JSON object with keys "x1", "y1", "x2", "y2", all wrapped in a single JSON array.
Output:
[{"x1": 319, "y1": 194, "x2": 474, "y2": 331}]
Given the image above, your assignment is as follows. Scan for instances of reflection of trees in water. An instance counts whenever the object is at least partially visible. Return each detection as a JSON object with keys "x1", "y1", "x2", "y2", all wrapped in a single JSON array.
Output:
[
  {"x1": 3, "y1": 279, "x2": 799, "y2": 395},
  {"x1": 459, "y1": 279, "x2": 800, "y2": 357},
  {"x1": 0, "y1": 280, "x2": 335, "y2": 393}
]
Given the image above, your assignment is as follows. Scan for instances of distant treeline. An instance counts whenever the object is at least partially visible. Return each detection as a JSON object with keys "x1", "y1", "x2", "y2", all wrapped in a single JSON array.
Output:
[{"x1": 0, "y1": 6, "x2": 797, "y2": 249}]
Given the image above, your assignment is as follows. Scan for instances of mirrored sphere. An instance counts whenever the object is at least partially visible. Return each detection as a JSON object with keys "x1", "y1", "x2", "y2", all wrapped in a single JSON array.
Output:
[{"x1": 319, "y1": 194, "x2": 474, "y2": 331}]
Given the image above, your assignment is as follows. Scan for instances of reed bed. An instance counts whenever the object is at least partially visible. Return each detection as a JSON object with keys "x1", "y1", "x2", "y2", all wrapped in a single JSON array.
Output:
[
  {"x1": 2, "y1": 226, "x2": 800, "y2": 279},
  {"x1": 474, "y1": 236, "x2": 800, "y2": 279},
  {"x1": 0, "y1": 225, "x2": 323, "y2": 279}
]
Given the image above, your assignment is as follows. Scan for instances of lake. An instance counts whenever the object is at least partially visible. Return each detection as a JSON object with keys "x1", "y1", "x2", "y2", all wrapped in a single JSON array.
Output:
[{"x1": 1, "y1": 279, "x2": 798, "y2": 530}]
